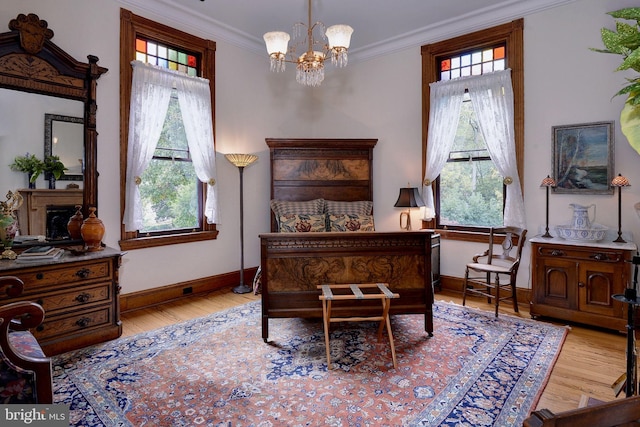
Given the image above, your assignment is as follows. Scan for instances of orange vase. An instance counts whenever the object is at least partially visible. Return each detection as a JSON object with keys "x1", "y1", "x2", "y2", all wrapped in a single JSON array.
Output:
[
  {"x1": 80, "y1": 207, "x2": 104, "y2": 251},
  {"x1": 67, "y1": 205, "x2": 84, "y2": 240}
]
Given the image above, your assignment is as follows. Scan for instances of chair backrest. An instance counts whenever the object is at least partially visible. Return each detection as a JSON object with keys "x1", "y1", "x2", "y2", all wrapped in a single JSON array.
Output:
[
  {"x1": 477, "y1": 226, "x2": 527, "y2": 269},
  {"x1": 0, "y1": 276, "x2": 53, "y2": 404}
]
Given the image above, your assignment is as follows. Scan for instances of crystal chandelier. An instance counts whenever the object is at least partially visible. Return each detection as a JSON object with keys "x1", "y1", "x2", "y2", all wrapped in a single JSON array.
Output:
[{"x1": 263, "y1": 0, "x2": 353, "y2": 87}]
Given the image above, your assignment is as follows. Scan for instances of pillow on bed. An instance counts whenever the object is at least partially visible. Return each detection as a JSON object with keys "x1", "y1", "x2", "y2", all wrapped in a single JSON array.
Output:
[
  {"x1": 328, "y1": 214, "x2": 375, "y2": 232},
  {"x1": 325, "y1": 200, "x2": 373, "y2": 216},
  {"x1": 278, "y1": 214, "x2": 327, "y2": 233},
  {"x1": 270, "y1": 198, "x2": 325, "y2": 217}
]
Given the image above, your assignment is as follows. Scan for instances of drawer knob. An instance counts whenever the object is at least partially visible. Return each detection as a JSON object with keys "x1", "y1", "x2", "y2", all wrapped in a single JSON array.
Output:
[
  {"x1": 75, "y1": 268, "x2": 91, "y2": 279},
  {"x1": 36, "y1": 273, "x2": 44, "y2": 280},
  {"x1": 75, "y1": 293, "x2": 91, "y2": 303},
  {"x1": 36, "y1": 325, "x2": 44, "y2": 332},
  {"x1": 76, "y1": 317, "x2": 91, "y2": 328},
  {"x1": 550, "y1": 250, "x2": 564, "y2": 257},
  {"x1": 578, "y1": 282, "x2": 585, "y2": 288},
  {"x1": 592, "y1": 253, "x2": 607, "y2": 261}
]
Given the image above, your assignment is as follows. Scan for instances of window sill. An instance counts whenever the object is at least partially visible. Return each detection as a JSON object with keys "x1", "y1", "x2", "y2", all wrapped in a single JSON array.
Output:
[
  {"x1": 422, "y1": 221, "x2": 490, "y2": 244},
  {"x1": 119, "y1": 229, "x2": 219, "y2": 250}
]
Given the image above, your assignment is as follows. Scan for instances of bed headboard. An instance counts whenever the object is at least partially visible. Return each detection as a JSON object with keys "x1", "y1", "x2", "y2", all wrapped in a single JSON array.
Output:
[{"x1": 266, "y1": 138, "x2": 377, "y2": 232}]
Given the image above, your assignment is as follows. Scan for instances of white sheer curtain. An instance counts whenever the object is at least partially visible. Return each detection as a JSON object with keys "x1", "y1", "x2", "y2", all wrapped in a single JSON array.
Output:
[
  {"x1": 421, "y1": 78, "x2": 466, "y2": 220},
  {"x1": 467, "y1": 70, "x2": 525, "y2": 228},
  {"x1": 123, "y1": 61, "x2": 219, "y2": 232},
  {"x1": 175, "y1": 77, "x2": 219, "y2": 224},
  {"x1": 123, "y1": 61, "x2": 173, "y2": 231},
  {"x1": 422, "y1": 69, "x2": 525, "y2": 228}
]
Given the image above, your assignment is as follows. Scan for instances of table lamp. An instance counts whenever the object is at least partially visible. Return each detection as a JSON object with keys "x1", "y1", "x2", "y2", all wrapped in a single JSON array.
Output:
[{"x1": 394, "y1": 187, "x2": 425, "y2": 230}]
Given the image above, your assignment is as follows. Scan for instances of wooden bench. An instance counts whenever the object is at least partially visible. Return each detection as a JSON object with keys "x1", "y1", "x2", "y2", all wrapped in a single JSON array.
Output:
[{"x1": 318, "y1": 283, "x2": 399, "y2": 369}]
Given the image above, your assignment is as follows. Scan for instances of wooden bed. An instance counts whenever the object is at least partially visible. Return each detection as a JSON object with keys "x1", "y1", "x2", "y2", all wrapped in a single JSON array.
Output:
[{"x1": 259, "y1": 138, "x2": 434, "y2": 342}]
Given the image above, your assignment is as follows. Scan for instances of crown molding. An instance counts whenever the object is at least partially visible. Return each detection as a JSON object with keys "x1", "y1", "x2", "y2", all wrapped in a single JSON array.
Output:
[{"x1": 116, "y1": 0, "x2": 577, "y2": 63}]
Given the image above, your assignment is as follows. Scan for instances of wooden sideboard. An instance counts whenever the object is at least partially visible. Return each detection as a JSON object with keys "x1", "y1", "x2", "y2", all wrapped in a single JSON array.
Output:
[
  {"x1": 0, "y1": 247, "x2": 122, "y2": 355},
  {"x1": 530, "y1": 236, "x2": 637, "y2": 331},
  {"x1": 260, "y1": 231, "x2": 434, "y2": 342}
]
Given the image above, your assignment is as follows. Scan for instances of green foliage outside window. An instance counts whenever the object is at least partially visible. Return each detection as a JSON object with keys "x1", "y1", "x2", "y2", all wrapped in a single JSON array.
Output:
[
  {"x1": 139, "y1": 95, "x2": 199, "y2": 233},
  {"x1": 439, "y1": 99, "x2": 503, "y2": 227}
]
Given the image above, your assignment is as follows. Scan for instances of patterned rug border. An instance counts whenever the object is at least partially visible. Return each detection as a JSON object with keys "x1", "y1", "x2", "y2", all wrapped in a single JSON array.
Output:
[{"x1": 52, "y1": 299, "x2": 568, "y2": 427}]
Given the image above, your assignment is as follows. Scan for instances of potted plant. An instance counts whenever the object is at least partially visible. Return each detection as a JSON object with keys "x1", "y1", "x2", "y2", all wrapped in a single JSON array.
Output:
[
  {"x1": 44, "y1": 155, "x2": 67, "y2": 179},
  {"x1": 9, "y1": 153, "x2": 45, "y2": 188},
  {"x1": 43, "y1": 155, "x2": 68, "y2": 189},
  {"x1": 592, "y1": 7, "x2": 640, "y2": 155}
]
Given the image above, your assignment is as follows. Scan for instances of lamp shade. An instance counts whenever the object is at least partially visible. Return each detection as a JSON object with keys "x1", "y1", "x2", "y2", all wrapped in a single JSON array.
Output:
[
  {"x1": 326, "y1": 25, "x2": 353, "y2": 49},
  {"x1": 540, "y1": 175, "x2": 556, "y2": 187},
  {"x1": 225, "y1": 153, "x2": 258, "y2": 168},
  {"x1": 394, "y1": 187, "x2": 425, "y2": 208},
  {"x1": 263, "y1": 31, "x2": 290, "y2": 55},
  {"x1": 611, "y1": 173, "x2": 631, "y2": 187}
]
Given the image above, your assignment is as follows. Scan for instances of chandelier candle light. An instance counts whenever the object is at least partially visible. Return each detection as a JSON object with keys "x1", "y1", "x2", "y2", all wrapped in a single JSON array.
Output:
[
  {"x1": 263, "y1": 0, "x2": 353, "y2": 87},
  {"x1": 225, "y1": 153, "x2": 258, "y2": 294},
  {"x1": 611, "y1": 173, "x2": 631, "y2": 243},
  {"x1": 540, "y1": 175, "x2": 556, "y2": 238}
]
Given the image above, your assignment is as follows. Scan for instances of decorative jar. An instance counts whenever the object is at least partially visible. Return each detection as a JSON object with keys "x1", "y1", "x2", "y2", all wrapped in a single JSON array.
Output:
[
  {"x1": 80, "y1": 207, "x2": 104, "y2": 251},
  {"x1": 67, "y1": 205, "x2": 83, "y2": 240}
]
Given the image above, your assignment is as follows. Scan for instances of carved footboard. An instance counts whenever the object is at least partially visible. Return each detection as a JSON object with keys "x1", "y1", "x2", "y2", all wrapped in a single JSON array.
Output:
[{"x1": 259, "y1": 231, "x2": 434, "y2": 342}]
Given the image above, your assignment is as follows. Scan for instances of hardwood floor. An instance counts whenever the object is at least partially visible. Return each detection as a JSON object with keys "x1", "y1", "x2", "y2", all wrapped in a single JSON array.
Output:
[{"x1": 120, "y1": 287, "x2": 629, "y2": 415}]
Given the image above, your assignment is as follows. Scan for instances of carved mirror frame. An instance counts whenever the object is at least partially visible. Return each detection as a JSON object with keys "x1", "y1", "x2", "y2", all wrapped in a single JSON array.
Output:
[{"x1": 0, "y1": 13, "x2": 107, "y2": 217}]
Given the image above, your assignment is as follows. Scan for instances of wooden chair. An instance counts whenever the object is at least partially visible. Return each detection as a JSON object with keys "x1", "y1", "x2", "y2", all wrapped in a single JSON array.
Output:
[
  {"x1": 523, "y1": 396, "x2": 640, "y2": 426},
  {"x1": 0, "y1": 276, "x2": 53, "y2": 404},
  {"x1": 462, "y1": 226, "x2": 527, "y2": 317}
]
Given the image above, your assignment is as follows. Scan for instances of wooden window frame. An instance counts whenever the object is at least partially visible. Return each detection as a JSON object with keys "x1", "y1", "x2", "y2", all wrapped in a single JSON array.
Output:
[
  {"x1": 421, "y1": 19, "x2": 524, "y2": 243},
  {"x1": 119, "y1": 9, "x2": 218, "y2": 250}
]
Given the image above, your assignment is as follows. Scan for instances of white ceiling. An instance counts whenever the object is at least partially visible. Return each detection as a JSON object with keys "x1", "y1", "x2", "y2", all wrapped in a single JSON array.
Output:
[{"x1": 117, "y1": 0, "x2": 576, "y2": 62}]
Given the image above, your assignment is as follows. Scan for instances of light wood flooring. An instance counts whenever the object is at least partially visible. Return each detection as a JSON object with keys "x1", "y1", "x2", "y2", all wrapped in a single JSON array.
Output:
[{"x1": 120, "y1": 288, "x2": 630, "y2": 415}]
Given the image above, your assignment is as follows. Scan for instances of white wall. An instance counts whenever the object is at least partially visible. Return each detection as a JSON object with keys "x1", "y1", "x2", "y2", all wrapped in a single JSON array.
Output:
[{"x1": 2, "y1": 0, "x2": 639, "y2": 294}]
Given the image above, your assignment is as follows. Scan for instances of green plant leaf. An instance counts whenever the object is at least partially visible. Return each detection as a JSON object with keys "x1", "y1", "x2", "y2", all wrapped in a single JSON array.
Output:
[
  {"x1": 618, "y1": 47, "x2": 640, "y2": 72},
  {"x1": 609, "y1": 7, "x2": 640, "y2": 21},
  {"x1": 600, "y1": 28, "x2": 629, "y2": 54}
]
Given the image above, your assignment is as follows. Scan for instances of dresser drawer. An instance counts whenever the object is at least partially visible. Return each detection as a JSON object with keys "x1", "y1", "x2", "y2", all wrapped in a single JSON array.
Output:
[
  {"x1": 34, "y1": 305, "x2": 113, "y2": 341},
  {"x1": 17, "y1": 259, "x2": 112, "y2": 290},
  {"x1": 33, "y1": 283, "x2": 112, "y2": 313},
  {"x1": 535, "y1": 245, "x2": 624, "y2": 263}
]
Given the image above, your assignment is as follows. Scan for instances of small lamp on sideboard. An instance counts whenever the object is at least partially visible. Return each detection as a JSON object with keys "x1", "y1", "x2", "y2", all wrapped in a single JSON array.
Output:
[
  {"x1": 611, "y1": 173, "x2": 631, "y2": 243},
  {"x1": 540, "y1": 175, "x2": 556, "y2": 238}
]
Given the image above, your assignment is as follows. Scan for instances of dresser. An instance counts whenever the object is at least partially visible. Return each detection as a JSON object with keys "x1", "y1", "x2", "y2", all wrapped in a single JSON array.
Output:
[
  {"x1": 530, "y1": 236, "x2": 637, "y2": 331},
  {"x1": 0, "y1": 247, "x2": 122, "y2": 355}
]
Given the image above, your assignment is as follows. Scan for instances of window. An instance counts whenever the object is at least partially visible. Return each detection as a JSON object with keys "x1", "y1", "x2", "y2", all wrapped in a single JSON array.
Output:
[
  {"x1": 119, "y1": 9, "x2": 217, "y2": 250},
  {"x1": 439, "y1": 46, "x2": 506, "y2": 229},
  {"x1": 421, "y1": 20, "x2": 524, "y2": 241}
]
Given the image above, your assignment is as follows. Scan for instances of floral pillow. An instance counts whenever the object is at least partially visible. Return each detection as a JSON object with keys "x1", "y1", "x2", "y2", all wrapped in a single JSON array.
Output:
[
  {"x1": 328, "y1": 214, "x2": 375, "y2": 232},
  {"x1": 278, "y1": 214, "x2": 327, "y2": 233}
]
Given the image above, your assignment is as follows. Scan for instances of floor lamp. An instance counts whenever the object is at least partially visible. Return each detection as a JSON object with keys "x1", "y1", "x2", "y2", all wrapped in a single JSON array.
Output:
[
  {"x1": 540, "y1": 175, "x2": 556, "y2": 238},
  {"x1": 225, "y1": 153, "x2": 258, "y2": 294}
]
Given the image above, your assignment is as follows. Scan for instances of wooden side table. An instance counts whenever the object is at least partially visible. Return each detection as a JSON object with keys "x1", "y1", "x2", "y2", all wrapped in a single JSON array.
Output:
[{"x1": 318, "y1": 283, "x2": 399, "y2": 369}]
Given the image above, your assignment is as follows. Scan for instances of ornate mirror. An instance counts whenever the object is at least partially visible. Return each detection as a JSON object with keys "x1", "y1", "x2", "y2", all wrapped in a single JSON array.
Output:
[{"x1": 0, "y1": 13, "x2": 107, "y2": 238}]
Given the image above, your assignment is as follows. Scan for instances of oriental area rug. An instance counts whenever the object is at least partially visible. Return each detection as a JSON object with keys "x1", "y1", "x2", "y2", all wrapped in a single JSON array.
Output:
[{"x1": 52, "y1": 300, "x2": 567, "y2": 427}]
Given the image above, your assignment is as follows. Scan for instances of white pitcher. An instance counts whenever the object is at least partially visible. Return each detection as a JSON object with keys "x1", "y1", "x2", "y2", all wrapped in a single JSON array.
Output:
[{"x1": 569, "y1": 203, "x2": 596, "y2": 230}]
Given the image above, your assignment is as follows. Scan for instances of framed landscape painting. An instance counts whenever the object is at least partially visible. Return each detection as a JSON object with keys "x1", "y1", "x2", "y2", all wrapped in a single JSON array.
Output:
[{"x1": 552, "y1": 121, "x2": 614, "y2": 194}]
